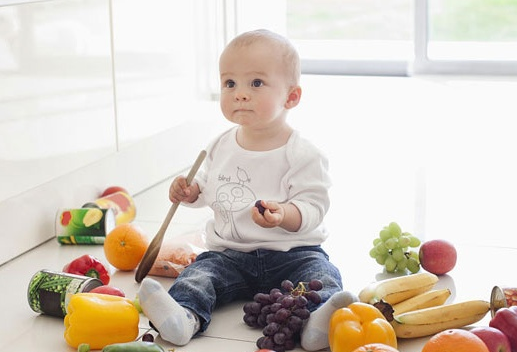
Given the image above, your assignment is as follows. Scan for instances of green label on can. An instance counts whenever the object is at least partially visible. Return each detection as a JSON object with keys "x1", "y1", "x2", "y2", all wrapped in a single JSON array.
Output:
[
  {"x1": 55, "y1": 208, "x2": 115, "y2": 245},
  {"x1": 27, "y1": 270, "x2": 103, "y2": 317}
]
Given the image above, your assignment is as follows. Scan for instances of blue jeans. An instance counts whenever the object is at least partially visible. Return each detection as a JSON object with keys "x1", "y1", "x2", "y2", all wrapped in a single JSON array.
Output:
[{"x1": 168, "y1": 245, "x2": 343, "y2": 332}]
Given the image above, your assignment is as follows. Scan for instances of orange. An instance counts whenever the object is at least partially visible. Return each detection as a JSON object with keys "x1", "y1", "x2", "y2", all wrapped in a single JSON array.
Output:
[
  {"x1": 422, "y1": 329, "x2": 489, "y2": 352},
  {"x1": 352, "y1": 343, "x2": 400, "y2": 352},
  {"x1": 104, "y1": 223, "x2": 149, "y2": 270}
]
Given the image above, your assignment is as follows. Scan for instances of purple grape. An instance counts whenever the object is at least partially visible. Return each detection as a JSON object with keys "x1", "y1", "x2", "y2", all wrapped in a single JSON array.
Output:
[
  {"x1": 293, "y1": 307, "x2": 310, "y2": 319},
  {"x1": 280, "y1": 295, "x2": 295, "y2": 308},
  {"x1": 281, "y1": 279, "x2": 294, "y2": 291},
  {"x1": 266, "y1": 313, "x2": 276, "y2": 324},
  {"x1": 257, "y1": 313, "x2": 267, "y2": 327},
  {"x1": 243, "y1": 313, "x2": 258, "y2": 327},
  {"x1": 254, "y1": 292, "x2": 271, "y2": 305},
  {"x1": 274, "y1": 308, "x2": 292, "y2": 323},
  {"x1": 142, "y1": 333, "x2": 154, "y2": 342},
  {"x1": 270, "y1": 288, "x2": 283, "y2": 301},
  {"x1": 306, "y1": 290, "x2": 322, "y2": 305},
  {"x1": 249, "y1": 301, "x2": 262, "y2": 314},
  {"x1": 260, "y1": 336, "x2": 275, "y2": 350},
  {"x1": 273, "y1": 332, "x2": 286, "y2": 345},
  {"x1": 308, "y1": 279, "x2": 323, "y2": 291},
  {"x1": 263, "y1": 322, "x2": 280, "y2": 336},
  {"x1": 255, "y1": 200, "x2": 266, "y2": 215},
  {"x1": 270, "y1": 302, "x2": 282, "y2": 313},
  {"x1": 287, "y1": 315, "x2": 303, "y2": 332},
  {"x1": 294, "y1": 295, "x2": 308, "y2": 307},
  {"x1": 261, "y1": 304, "x2": 272, "y2": 315}
]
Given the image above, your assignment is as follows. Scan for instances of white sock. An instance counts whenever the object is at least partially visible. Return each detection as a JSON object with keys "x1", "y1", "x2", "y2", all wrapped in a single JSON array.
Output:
[
  {"x1": 301, "y1": 290, "x2": 359, "y2": 351},
  {"x1": 137, "y1": 278, "x2": 200, "y2": 346}
]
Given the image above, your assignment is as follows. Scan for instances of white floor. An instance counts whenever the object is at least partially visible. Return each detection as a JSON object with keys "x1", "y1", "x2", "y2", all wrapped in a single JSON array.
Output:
[{"x1": 1, "y1": 74, "x2": 516, "y2": 352}]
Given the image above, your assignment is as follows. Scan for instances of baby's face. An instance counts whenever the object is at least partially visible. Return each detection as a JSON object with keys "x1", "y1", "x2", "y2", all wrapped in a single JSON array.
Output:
[{"x1": 219, "y1": 41, "x2": 293, "y2": 130}]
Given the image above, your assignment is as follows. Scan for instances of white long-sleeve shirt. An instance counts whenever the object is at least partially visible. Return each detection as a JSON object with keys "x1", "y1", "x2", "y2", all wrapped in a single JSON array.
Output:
[{"x1": 187, "y1": 127, "x2": 332, "y2": 252}]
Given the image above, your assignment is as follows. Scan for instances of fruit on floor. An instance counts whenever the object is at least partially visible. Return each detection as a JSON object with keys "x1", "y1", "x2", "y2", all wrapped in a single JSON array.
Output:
[
  {"x1": 391, "y1": 288, "x2": 451, "y2": 316},
  {"x1": 244, "y1": 279, "x2": 323, "y2": 351},
  {"x1": 89, "y1": 285, "x2": 125, "y2": 297},
  {"x1": 392, "y1": 300, "x2": 490, "y2": 338},
  {"x1": 470, "y1": 326, "x2": 511, "y2": 352},
  {"x1": 358, "y1": 272, "x2": 438, "y2": 305},
  {"x1": 419, "y1": 239, "x2": 457, "y2": 275},
  {"x1": 489, "y1": 306, "x2": 517, "y2": 352},
  {"x1": 351, "y1": 343, "x2": 400, "y2": 352},
  {"x1": 369, "y1": 222, "x2": 421, "y2": 274},
  {"x1": 104, "y1": 224, "x2": 149, "y2": 271},
  {"x1": 101, "y1": 186, "x2": 129, "y2": 197},
  {"x1": 421, "y1": 329, "x2": 489, "y2": 352}
]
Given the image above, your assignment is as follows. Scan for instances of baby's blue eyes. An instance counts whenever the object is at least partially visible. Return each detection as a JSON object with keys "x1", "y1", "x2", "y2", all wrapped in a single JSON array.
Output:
[
  {"x1": 251, "y1": 79, "x2": 263, "y2": 87},
  {"x1": 224, "y1": 79, "x2": 264, "y2": 88}
]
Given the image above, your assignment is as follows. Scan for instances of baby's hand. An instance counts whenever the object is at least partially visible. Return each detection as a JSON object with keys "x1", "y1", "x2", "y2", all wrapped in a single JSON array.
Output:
[
  {"x1": 169, "y1": 176, "x2": 199, "y2": 204},
  {"x1": 252, "y1": 200, "x2": 284, "y2": 228}
]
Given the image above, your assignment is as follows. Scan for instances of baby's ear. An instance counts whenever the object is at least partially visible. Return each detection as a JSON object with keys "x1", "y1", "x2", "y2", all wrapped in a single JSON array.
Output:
[{"x1": 285, "y1": 86, "x2": 302, "y2": 109}]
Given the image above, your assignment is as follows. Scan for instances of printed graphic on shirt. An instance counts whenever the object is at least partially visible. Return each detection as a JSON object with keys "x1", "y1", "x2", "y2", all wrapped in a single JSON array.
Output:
[{"x1": 212, "y1": 167, "x2": 256, "y2": 239}]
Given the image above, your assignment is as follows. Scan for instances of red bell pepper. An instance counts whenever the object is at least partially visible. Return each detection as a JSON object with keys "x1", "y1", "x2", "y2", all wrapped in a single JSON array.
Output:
[
  {"x1": 63, "y1": 254, "x2": 110, "y2": 285},
  {"x1": 489, "y1": 305, "x2": 517, "y2": 352}
]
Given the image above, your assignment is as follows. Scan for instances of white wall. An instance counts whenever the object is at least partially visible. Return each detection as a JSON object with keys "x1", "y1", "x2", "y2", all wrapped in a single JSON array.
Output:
[{"x1": 0, "y1": 0, "x2": 226, "y2": 264}]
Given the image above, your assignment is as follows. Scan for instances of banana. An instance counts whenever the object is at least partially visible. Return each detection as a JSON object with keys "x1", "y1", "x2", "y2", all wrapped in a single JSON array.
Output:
[
  {"x1": 358, "y1": 272, "x2": 438, "y2": 305},
  {"x1": 392, "y1": 299, "x2": 490, "y2": 338},
  {"x1": 391, "y1": 288, "x2": 451, "y2": 316}
]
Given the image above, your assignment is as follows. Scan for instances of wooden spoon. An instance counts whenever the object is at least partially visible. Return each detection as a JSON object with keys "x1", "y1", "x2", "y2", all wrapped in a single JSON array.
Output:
[{"x1": 135, "y1": 150, "x2": 207, "y2": 283}]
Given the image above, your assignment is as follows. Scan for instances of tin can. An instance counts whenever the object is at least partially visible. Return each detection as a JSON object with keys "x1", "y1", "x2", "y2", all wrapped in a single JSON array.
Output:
[
  {"x1": 27, "y1": 269, "x2": 103, "y2": 317},
  {"x1": 94, "y1": 191, "x2": 136, "y2": 225},
  {"x1": 55, "y1": 207, "x2": 116, "y2": 244},
  {"x1": 490, "y1": 285, "x2": 517, "y2": 317}
]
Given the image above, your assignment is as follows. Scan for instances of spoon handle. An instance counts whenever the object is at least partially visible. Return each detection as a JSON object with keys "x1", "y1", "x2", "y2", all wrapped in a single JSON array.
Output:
[{"x1": 135, "y1": 150, "x2": 206, "y2": 282}]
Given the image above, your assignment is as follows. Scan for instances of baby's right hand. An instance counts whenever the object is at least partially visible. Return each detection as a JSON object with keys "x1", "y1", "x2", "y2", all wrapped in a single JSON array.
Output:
[{"x1": 169, "y1": 176, "x2": 199, "y2": 204}]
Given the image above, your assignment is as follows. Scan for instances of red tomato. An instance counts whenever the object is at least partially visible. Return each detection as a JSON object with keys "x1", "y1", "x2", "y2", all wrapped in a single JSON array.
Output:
[
  {"x1": 89, "y1": 285, "x2": 125, "y2": 297},
  {"x1": 100, "y1": 186, "x2": 128, "y2": 197}
]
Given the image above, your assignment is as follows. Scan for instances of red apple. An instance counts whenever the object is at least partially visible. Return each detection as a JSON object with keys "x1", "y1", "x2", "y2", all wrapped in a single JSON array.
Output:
[
  {"x1": 100, "y1": 186, "x2": 128, "y2": 197},
  {"x1": 89, "y1": 285, "x2": 125, "y2": 297},
  {"x1": 419, "y1": 239, "x2": 457, "y2": 275},
  {"x1": 471, "y1": 326, "x2": 511, "y2": 352}
]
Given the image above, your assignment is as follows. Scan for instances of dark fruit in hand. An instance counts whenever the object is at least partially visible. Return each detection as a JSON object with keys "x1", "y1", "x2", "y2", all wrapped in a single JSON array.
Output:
[
  {"x1": 142, "y1": 333, "x2": 154, "y2": 342},
  {"x1": 255, "y1": 200, "x2": 266, "y2": 215}
]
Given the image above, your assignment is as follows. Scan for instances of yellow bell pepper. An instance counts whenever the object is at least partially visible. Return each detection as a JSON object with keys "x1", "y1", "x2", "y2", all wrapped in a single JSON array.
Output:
[
  {"x1": 328, "y1": 302, "x2": 397, "y2": 352},
  {"x1": 64, "y1": 293, "x2": 139, "y2": 349}
]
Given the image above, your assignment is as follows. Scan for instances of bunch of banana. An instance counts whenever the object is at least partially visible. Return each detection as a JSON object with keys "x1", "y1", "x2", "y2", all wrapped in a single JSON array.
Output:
[{"x1": 358, "y1": 272, "x2": 490, "y2": 338}]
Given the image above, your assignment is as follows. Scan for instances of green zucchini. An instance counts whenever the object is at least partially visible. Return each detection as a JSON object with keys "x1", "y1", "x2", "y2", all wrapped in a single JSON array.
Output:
[{"x1": 102, "y1": 341, "x2": 165, "y2": 352}]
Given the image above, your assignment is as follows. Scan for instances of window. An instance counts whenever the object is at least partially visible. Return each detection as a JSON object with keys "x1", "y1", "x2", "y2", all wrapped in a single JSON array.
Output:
[
  {"x1": 284, "y1": 0, "x2": 517, "y2": 75},
  {"x1": 287, "y1": 0, "x2": 414, "y2": 76}
]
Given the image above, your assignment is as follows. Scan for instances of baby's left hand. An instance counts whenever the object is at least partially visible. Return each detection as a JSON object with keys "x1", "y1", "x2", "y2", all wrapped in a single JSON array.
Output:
[{"x1": 252, "y1": 200, "x2": 284, "y2": 228}]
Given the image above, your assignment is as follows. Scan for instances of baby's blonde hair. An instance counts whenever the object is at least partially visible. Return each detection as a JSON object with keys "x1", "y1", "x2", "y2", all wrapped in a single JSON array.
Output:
[{"x1": 224, "y1": 29, "x2": 301, "y2": 86}]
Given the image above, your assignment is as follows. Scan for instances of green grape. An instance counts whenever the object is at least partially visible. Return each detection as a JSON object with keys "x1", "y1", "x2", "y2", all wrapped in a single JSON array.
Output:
[
  {"x1": 408, "y1": 250, "x2": 419, "y2": 261},
  {"x1": 379, "y1": 229, "x2": 392, "y2": 241},
  {"x1": 375, "y1": 254, "x2": 388, "y2": 265},
  {"x1": 396, "y1": 256, "x2": 408, "y2": 271},
  {"x1": 407, "y1": 257, "x2": 420, "y2": 273},
  {"x1": 370, "y1": 222, "x2": 422, "y2": 274},
  {"x1": 385, "y1": 256, "x2": 397, "y2": 272},
  {"x1": 409, "y1": 236, "x2": 421, "y2": 247},
  {"x1": 375, "y1": 242, "x2": 389, "y2": 255},
  {"x1": 398, "y1": 235, "x2": 411, "y2": 247},
  {"x1": 388, "y1": 222, "x2": 402, "y2": 237},
  {"x1": 384, "y1": 238, "x2": 398, "y2": 250},
  {"x1": 391, "y1": 247, "x2": 405, "y2": 262}
]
